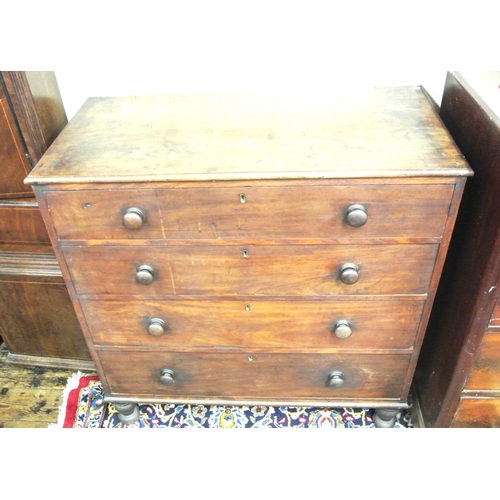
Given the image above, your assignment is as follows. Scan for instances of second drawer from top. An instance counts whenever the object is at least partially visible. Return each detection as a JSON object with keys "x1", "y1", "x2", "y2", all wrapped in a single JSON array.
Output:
[{"x1": 62, "y1": 243, "x2": 438, "y2": 296}]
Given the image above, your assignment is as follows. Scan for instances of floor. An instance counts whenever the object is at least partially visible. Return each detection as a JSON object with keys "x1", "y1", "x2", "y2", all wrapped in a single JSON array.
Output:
[{"x1": 0, "y1": 343, "x2": 82, "y2": 428}]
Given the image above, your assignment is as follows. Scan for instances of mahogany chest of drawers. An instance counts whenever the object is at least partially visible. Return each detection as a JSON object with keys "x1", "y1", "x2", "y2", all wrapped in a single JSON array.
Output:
[
  {"x1": 414, "y1": 71, "x2": 500, "y2": 427},
  {"x1": 25, "y1": 88, "x2": 472, "y2": 426}
]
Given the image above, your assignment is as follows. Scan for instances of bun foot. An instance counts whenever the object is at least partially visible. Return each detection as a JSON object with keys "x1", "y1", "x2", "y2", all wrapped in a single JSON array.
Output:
[
  {"x1": 113, "y1": 402, "x2": 140, "y2": 425},
  {"x1": 373, "y1": 408, "x2": 399, "y2": 428}
]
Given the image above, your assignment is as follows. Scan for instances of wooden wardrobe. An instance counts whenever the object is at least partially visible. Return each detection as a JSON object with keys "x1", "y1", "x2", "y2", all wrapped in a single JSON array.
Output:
[
  {"x1": 414, "y1": 71, "x2": 500, "y2": 427},
  {"x1": 0, "y1": 71, "x2": 92, "y2": 369}
]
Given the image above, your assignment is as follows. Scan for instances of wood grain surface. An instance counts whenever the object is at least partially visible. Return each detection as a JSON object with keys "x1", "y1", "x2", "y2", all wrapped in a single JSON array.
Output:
[
  {"x1": 98, "y1": 349, "x2": 411, "y2": 400},
  {"x1": 0, "y1": 84, "x2": 32, "y2": 197},
  {"x1": 0, "y1": 275, "x2": 90, "y2": 360},
  {"x1": 44, "y1": 183, "x2": 454, "y2": 241},
  {"x1": 452, "y1": 398, "x2": 500, "y2": 428},
  {"x1": 82, "y1": 297, "x2": 424, "y2": 349},
  {"x1": 62, "y1": 243, "x2": 438, "y2": 296},
  {"x1": 26, "y1": 88, "x2": 471, "y2": 185},
  {"x1": 465, "y1": 333, "x2": 500, "y2": 391},
  {"x1": 0, "y1": 200, "x2": 51, "y2": 245}
]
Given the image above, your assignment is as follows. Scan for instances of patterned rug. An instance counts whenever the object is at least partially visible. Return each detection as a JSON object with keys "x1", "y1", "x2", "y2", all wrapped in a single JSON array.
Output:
[{"x1": 55, "y1": 372, "x2": 413, "y2": 428}]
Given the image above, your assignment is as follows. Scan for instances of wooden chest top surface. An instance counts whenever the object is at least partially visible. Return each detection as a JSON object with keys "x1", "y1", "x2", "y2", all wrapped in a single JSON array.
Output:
[{"x1": 26, "y1": 87, "x2": 471, "y2": 185}]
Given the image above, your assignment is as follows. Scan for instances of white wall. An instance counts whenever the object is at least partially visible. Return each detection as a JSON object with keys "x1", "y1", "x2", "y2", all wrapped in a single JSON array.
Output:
[
  {"x1": 31, "y1": 1, "x2": 497, "y2": 120},
  {"x1": 55, "y1": 68, "x2": 448, "y2": 121}
]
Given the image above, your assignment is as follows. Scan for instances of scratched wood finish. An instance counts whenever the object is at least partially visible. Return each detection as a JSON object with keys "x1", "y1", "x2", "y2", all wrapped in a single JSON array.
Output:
[
  {"x1": 63, "y1": 243, "x2": 438, "y2": 297},
  {"x1": 28, "y1": 89, "x2": 469, "y2": 184},
  {"x1": 45, "y1": 183, "x2": 454, "y2": 241},
  {"x1": 99, "y1": 349, "x2": 411, "y2": 400},
  {"x1": 82, "y1": 298, "x2": 424, "y2": 349}
]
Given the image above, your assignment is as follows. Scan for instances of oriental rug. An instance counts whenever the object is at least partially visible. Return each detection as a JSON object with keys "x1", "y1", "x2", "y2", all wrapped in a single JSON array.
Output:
[{"x1": 54, "y1": 372, "x2": 412, "y2": 428}]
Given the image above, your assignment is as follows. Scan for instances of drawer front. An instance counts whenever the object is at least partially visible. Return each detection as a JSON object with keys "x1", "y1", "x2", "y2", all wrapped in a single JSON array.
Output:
[
  {"x1": 465, "y1": 333, "x2": 500, "y2": 391},
  {"x1": 45, "y1": 184, "x2": 453, "y2": 241},
  {"x1": 64, "y1": 243, "x2": 438, "y2": 296},
  {"x1": 82, "y1": 298, "x2": 424, "y2": 349},
  {"x1": 99, "y1": 350, "x2": 411, "y2": 400},
  {"x1": 0, "y1": 201, "x2": 51, "y2": 244},
  {"x1": 451, "y1": 398, "x2": 500, "y2": 428}
]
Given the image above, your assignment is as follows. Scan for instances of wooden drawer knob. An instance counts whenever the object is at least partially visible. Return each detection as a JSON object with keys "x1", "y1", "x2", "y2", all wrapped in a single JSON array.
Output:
[
  {"x1": 333, "y1": 319, "x2": 353, "y2": 339},
  {"x1": 345, "y1": 204, "x2": 367, "y2": 227},
  {"x1": 135, "y1": 264, "x2": 155, "y2": 285},
  {"x1": 123, "y1": 207, "x2": 146, "y2": 229},
  {"x1": 147, "y1": 318, "x2": 166, "y2": 336},
  {"x1": 327, "y1": 371, "x2": 345, "y2": 388},
  {"x1": 339, "y1": 263, "x2": 359, "y2": 284},
  {"x1": 159, "y1": 368, "x2": 175, "y2": 386}
]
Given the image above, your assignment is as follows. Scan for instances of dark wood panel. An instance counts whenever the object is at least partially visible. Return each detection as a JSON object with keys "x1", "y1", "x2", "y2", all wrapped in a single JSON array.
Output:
[
  {"x1": 82, "y1": 298, "x2": 424, "y2": 349},
  {"x1": 24, "y1": 72, "x2": 68, "y2": 155},
  {"x1": 0, "y1": 276, "x2": 90, "y2": 360},
  {"x1": 45, "y1": 183, "x2": 454, "y2": 241},
  {"x1": 0, "y1": 200, "x2": 51, "y2": 245},
  {"x1": 414, "y1": 71, "x2": 500, "y2": 427},
  {"x1": 1, "y1": 72, "x2": 67, "y2": 166},
  {"x1": 0, "y1": 72, "x2": 89, "y2": 367},
  {"x1": 451, "y1": 398, "x2": 500, "y2": 428},
  {"x1": 99, "y1": 349, "x2": 411, "y2": 400},
  {"x1": 63, "y1": 243, "x2": 438, "y2": 296}
]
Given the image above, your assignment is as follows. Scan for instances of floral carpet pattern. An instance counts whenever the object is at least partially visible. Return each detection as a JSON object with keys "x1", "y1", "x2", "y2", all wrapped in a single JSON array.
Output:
[{"x1": 56, "y1": 373, "x2": 412, "y2": 428}]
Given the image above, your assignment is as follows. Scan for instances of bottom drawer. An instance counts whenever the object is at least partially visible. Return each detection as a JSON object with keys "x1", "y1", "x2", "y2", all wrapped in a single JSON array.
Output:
[
  {"x1": 451, "y1": 398, "x2": 500, "y2": 428},
  {"x1": 98, "y1": 350, "x2": 411, "y2": 402},
  {"x1": 465, "y1": 333, "x2": 500, "y2": 391}
]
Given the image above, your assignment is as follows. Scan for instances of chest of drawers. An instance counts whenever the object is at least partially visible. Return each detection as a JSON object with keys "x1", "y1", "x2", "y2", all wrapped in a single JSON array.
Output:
[{"x1": 25, "y1": 88, "x2": 472, "y2": 426}]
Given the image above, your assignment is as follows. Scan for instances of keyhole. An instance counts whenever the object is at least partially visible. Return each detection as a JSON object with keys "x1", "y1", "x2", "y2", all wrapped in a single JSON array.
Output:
[
  {"x1": 239, "y1": 193, "x2": 246, "y2": 204},
  {"x1": 244, "y1": 304, "x2": 251, "y2": 311},
  {"x1": 242, "y1": 249, "x2": 249, "y2": 258},
  {"x1": 248, "y1": 356, "x2": 253, "y2": 361}
]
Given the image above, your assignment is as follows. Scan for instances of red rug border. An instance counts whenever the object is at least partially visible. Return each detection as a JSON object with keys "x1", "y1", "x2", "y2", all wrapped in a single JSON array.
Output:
[{"x1": 63, "y1": 375, "x2": 99, "y2": 428}]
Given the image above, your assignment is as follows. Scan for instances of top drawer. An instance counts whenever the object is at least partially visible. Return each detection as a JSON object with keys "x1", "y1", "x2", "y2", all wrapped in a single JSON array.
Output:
[{"x1": 44, "y1": 184, "x2": 454, "y2": 241}]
